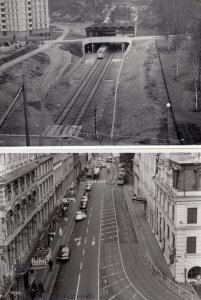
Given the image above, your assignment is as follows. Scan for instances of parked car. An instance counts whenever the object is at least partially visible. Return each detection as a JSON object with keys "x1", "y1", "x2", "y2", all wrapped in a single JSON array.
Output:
[
  {"x1": 87, "y1": 170, "x2": 92, "y2": 177},
  {"x1": 80, "y1": 201, "x2": 87, "y2": 209},
  {"x1": 82, "y1": 194, "x2": 88, "y2": 201},
  {"x1": 57, "y1": 245, "x2": 70, "y2": 261},
  {"x1": 86, "y1": 183, "x2": 91, "y2": 191},
  {"x1": 75, "y1": 211, "x2": 87, "y2": 221}
]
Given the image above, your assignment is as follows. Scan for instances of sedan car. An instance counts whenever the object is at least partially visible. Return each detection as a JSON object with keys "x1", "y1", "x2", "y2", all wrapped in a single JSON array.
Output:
[
  {"x1": 57, "y1": 245, "x2": 70, "y2": 261},
  {"x1": 82, "y1": 195, "x2": 88, "y2": 202},
  {"x1": 86, "y1": 183, "x2": 92, "y2": 191},
  {"x1": 80, "y1": 201, "x2": 87, "y2": 209},
  {"x1": 75, "y1": 211, "x2": 87, "y2": 221}
]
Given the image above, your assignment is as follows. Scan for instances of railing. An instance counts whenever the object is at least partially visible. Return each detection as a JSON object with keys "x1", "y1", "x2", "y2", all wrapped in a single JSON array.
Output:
[{"x1": 144, "y1": 252, "x2": 194, "y2": 300}]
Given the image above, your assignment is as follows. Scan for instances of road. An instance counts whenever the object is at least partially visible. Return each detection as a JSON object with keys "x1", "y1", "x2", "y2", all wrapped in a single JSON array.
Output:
[{"x1": 51, "y1": 156, "x2": 185, "y2": 300}]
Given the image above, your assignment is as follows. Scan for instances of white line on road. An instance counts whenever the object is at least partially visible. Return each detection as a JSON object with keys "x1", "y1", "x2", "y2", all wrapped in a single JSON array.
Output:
[
  {"x1": 75, "y1": 273, "x2": 81, "y2": 300},
  {"x1": 83, "y1": 249, "x2": 85, "y2": 256},
  {"x1": 85, "y1": 237, "x2": 87, "y2": 244},
  {"x1": 100, "y1": 230, "x2": 117, "y2": 236},
  {"x1": 102, "y1": 208, "x2": 115, "y2": 213},
  {"x1": 80, "y1": 262, "x2": 82, "y2": 270},
  {"x1": 86, "y1": 227, "x2": 88, "y2": 234},
  {"x1": 101, "y1": 221, "x2": 117, "y2": 226},
  {"x1": 89, "y1": 212, "x2": 91, "y2": 218},
  {"x1": 101, "y1": 215, "x2": 116, "y2": 220},
  {"x1": 88, "y1": 220, "x2": 90, "y2": 226},
  {"x1": 98, "y1": 193, "x2": 103, "y2": 300},
  {"x1": 100, "y1": 226, "x2": 117, "y2": 232},
  {"x1": 91, "y1": 206, "x2": 93, "y2": 211}
]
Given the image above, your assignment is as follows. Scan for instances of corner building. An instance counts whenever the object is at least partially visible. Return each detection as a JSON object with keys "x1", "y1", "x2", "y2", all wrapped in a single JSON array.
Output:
[
  {"x1": 0, "y1": 153, "x2": 74, "y2": 299},
  {"x1": 133, "y1": 153, "x2": 201, "y2": 283},
  {"x1": 0, "y1": 0, "x2": 49, "y2": 37}
]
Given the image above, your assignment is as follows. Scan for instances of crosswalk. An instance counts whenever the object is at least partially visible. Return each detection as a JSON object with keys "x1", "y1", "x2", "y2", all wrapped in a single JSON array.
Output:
[{"x1": 87, "y1": 180, "x2": 106, "y2": 184}]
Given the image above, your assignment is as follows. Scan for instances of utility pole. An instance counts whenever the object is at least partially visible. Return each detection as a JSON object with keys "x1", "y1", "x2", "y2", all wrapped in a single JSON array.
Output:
[
  {"x1": 22, "y1": 76, "x2": 30, "y2": 146},
  {"x1": 94, "y1": 106, "x2": 97, "y2": 139}
]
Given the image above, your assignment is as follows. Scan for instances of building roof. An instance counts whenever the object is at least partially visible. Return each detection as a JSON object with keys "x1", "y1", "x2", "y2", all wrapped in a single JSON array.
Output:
[
  {"x1": 85, "y1": 22, "x2": 134, "y2": 30},
  {"x1": 163, "y1": 153, "x2": 201, "y2": 165},
  {"x1": 0, "y1": 155, "x2": 53, "y2": 184},
  {"x1": 0, "y1": 161, "x2": 38, "y2": 184}
]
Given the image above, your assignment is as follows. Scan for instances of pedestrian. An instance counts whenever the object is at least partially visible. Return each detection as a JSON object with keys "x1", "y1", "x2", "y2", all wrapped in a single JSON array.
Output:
[
  {"x1": 48, "y1": 259, "x2": 53, "y2": 271},
  {"x1": 59, "y1": 227, "x2": 63, "y2": 237},
  {"x1": 38, "y1": 281, "x2": 45, "y2": 298},
  {"x1": 31, "y1": 279, "x2": 37, "y2": 291},
  {"x1": 30, "y1": 288, "x2": 37, "y2": 300}
]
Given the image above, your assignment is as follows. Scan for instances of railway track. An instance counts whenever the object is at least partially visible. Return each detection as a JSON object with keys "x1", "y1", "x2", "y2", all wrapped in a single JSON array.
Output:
[{"x1": 54, "y1": 50, "x2": 116, "y2": 130}]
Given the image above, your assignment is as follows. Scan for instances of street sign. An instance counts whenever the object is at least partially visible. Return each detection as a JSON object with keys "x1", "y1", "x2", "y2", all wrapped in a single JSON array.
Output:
[{"x1": 63, "y1": 197, "x2": 76, "y2": 204}]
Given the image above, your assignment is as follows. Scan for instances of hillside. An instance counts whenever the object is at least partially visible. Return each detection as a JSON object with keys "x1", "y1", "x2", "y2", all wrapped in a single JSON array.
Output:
[{"x1": 49, "y1": 0, "x2": 110, "y2": 22}]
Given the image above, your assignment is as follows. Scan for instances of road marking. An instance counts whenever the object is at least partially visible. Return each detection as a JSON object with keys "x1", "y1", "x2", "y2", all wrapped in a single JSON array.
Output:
[
  {"x1": 101, "y1": 225, "x2": 117, "y2": 232},
  {"x1": 89, "y1": 212, "x2": 91, "y2": 218},
  {"x1": 80, "y1": 262, "x2": 82, "y2": 270},
  {"x1": 102, "y1": 208, "x2": 115, "y2": 213},
  {"x1": 98, "y1": 193, "x2": 103, "y2": 300},
  {"x1": 102, "y1": 205, "x2": 114, "y2": 209},
  {"x1": 86, "y1": 227, "x2": 88, "y2": 234},
  {"x1": 83, "y1": 249, "x2": 85, "y2": 256},
  {"x1": 85, "y1": 237, "x2": 87, "y2": 244},
  {"x1": 91, "y1": 206, "x2": 93, "y2": 211},
  {"x1": 88, "y1": 220, "x2": 90, "y2": 226},
  {"x1": 74, "y1": 237, "x2": 81, "y2": 247},
  {"x1": 100, "y1": 230, "x2": 117, "y2": 236},
  {"x1": 101, "y1": 221, "x2": 116, "y2": 226},
  {"x1": 75, "y1": 273, "x2": 81, "y2": 300},
  {"x1": 111, "y1": 188, "x2": 147, "y2": 299},
  {"x1": 101, "y1": 214, "x2": 116, "y2": 219},
  {"x1": 91, "y1": 236, "x2": 96, "y2": 246}
]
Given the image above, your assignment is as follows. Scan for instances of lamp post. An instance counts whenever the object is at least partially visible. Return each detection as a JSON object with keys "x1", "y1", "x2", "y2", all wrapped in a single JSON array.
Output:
[{"x1": 166, "y1": 103, "x2": 171, "y2": 145}]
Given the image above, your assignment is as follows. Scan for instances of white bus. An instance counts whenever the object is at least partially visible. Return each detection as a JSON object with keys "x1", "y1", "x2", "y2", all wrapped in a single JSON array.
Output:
[{"x1": 97, "y1": 46, "x2": 107, "y2": 59}]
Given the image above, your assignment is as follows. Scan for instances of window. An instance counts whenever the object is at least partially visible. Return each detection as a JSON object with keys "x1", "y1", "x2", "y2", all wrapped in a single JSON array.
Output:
[
  {"x1": 187, "y1": 208, "x2": 197, "y2": 224},
  {"x1": 167, "y1": 225, "x2": 170, "y2": 240},
  {"x1": 172, "y1": 205, "x2": 175, "y2": 221},
  {"x1": 188, "y1": 267, "x2": 201, "y2": 279},
  {"x1": 187, "y1": 237, "x2": 196, "y2": 254},
  {"x1": 172, "y1": 232, "x2": 175, "y2": 248}
]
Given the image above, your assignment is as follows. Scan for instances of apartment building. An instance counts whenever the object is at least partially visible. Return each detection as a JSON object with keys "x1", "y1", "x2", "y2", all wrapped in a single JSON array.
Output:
[
  {"x1": 0, "y1": 0, "x2": 49, "y2": 38},
  {"x1": 133, "y1": 153, "x2": 201, "y2": 283},
  {"x1": 0, "y1": 153, "x2": 75, "y2": 300}
]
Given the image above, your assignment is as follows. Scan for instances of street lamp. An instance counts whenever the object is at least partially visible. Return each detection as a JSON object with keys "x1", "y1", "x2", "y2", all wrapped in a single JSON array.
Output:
[{"x1": 166, "y1": 103, "x2": 171, "y2": 145}]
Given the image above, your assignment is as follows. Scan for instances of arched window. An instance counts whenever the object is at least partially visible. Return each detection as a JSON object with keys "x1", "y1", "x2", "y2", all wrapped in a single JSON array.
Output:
[{"x1": 188, "y1": 266, "x2": 201, "y2": 279}]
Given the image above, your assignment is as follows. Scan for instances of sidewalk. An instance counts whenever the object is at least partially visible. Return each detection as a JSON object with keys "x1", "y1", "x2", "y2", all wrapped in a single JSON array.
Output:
[
  {"x1": 25, "y1": 182, "x2": 85, "y2": 300},
  {"x1": 123, "y1": 184, "x2": 201, "y2": 300}
]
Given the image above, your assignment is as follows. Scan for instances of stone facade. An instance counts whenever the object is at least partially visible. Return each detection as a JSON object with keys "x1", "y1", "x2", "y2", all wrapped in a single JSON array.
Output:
[
  {"x1": 133, "y1": 153, "x2": 201, "y2": 283},
  {"x1": 0, "y1": 153, "x2": 75, "y2": 299}
]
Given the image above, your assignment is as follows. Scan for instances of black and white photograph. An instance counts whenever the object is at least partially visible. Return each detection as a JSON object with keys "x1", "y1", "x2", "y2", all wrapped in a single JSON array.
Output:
[
  {"x1": 0, "y1": 152, "x2": 201, "y2": 300},
  {"x1": 1, "y1": 0, "x2": 201, "y2": 146}
]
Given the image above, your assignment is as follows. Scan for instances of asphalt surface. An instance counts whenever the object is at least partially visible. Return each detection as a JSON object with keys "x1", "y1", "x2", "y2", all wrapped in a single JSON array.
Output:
[{"x1": 50, "y1": 157, "x2": 187, "y2": 300}]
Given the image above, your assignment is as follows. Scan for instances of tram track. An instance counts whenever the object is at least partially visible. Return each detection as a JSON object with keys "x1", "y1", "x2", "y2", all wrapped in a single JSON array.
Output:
[{"x1": 54, "y1": 49, "x2": 116, "y2": 129}]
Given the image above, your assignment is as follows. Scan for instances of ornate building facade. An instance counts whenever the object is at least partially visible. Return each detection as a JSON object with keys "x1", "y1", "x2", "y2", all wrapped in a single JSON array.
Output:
[
  {"x1": 133, "y1": 153, "x2": 201, "y2": 283},
  {"x1": 0, "y1": 153, "x2": 75, "y2": 299}
]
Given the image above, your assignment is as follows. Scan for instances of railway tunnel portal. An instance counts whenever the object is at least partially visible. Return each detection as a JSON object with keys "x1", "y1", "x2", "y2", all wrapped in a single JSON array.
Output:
[
  {"x1": 83, "y1": 22, "x2": 134, "y2": 56},
  {"x1": 82, "y1": 36, "x2": 132, "y2": 57}
]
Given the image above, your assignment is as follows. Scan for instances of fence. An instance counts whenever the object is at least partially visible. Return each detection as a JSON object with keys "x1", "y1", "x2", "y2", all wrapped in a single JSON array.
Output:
[{"x1": 144, "y1": 252, "x2": 194, "y2": 300}]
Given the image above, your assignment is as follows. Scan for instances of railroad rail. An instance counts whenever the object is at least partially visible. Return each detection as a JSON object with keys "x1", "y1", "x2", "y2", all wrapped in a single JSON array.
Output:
[{"x1": 54, "y1": 49, "x2": 116, "y2": 129}]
